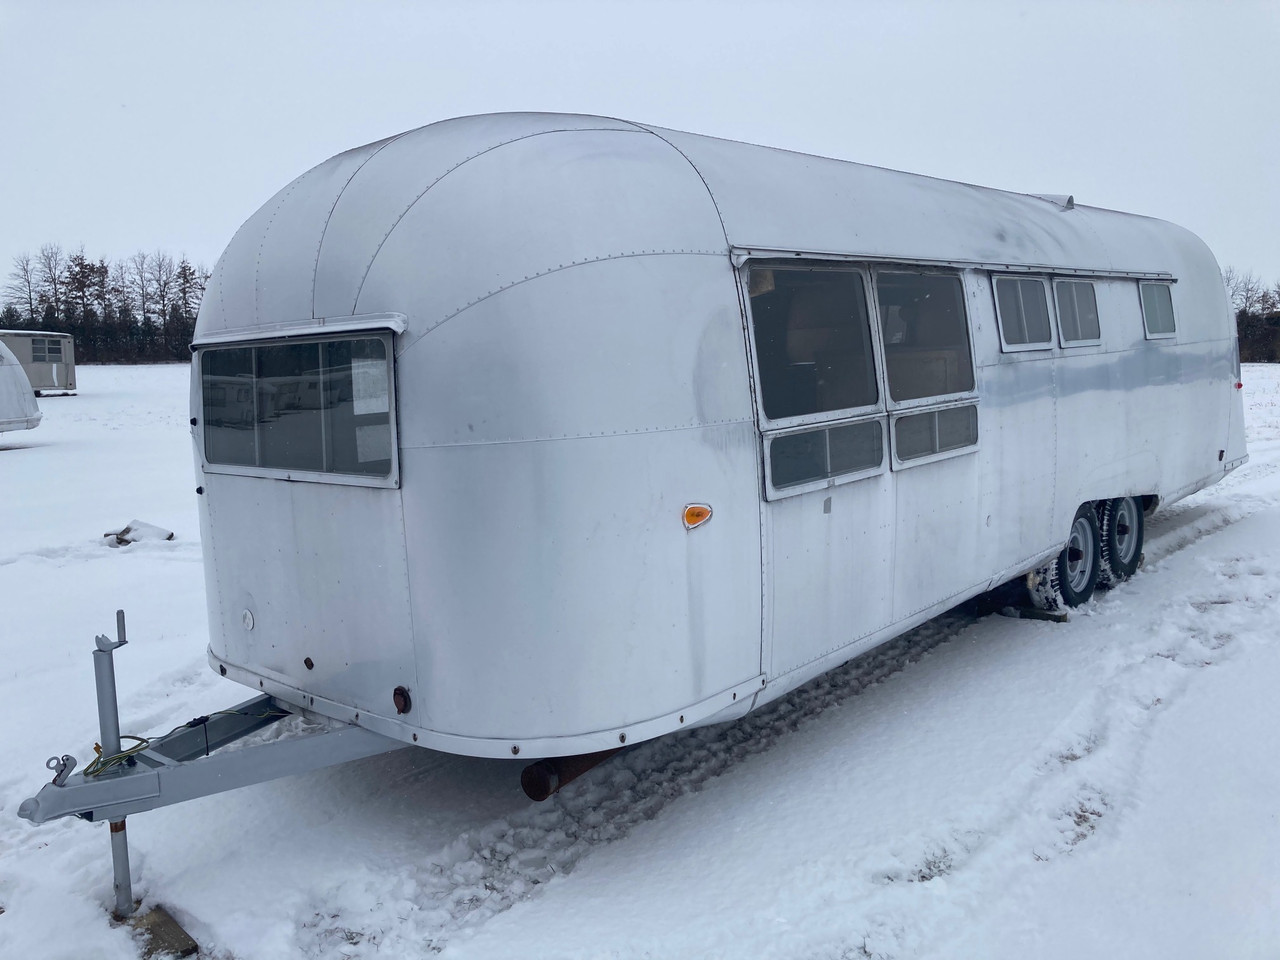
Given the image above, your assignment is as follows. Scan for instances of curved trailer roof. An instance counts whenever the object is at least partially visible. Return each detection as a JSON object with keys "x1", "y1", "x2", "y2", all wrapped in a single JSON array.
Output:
[
  {"x1": 195, "y1": 112, "x2": 1219, "y2": 346},
  {"x1": 0, "y1": 340, "x2": 40, "y2": 432}
]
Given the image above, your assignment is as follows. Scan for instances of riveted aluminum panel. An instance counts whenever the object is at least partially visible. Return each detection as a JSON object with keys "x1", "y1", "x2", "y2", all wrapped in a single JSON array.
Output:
[
  {"x1": 199, "y1": 138, "x2": 393, "y2": 339},
  {"x1": 652, "y1": 125, "x2": 1109, "y2": 269},
  {"x1": 352, "y1": 128, "x2": 728, "y2": 345},
  {"x1": 394, "y1": 254, "x2": 752, "y2": 449},
  {"x1": 312, "y1": 114, "x2": 644, "y2": 319},
  {"x1": 765, "y1": 469, "x2": 896, "y2": 677},
  {"x1": 398, "y1": 425, "x2": 761, "y2": 739},
  {"x1": 201, "y1": 473, "x2": 417, "y2": 721}
]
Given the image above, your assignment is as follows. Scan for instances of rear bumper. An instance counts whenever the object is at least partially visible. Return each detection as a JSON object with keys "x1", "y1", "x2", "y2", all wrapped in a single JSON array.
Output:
[{"x1": 0, "y1": 413, "x2": 41, "y2": 433}]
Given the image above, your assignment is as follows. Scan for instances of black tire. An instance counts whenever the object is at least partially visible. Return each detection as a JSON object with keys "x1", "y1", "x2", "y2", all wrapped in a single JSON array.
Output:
[
  {"x1": 1098, "y1": 496, "x2": 1144, "y2": 587},
  {"x1": 1030, "y1": 503, "x2": 1102, "y2": 611}
]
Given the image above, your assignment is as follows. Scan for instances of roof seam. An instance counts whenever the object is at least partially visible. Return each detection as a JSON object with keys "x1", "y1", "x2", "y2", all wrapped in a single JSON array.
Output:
[
  {"x1": 349, "y1": 125, "x2": 650, "y2": 313},
  {"x1": 629, "y1": 123, "x2": 732, "y2": 250},
  {"x1": 310, "y1": 134, "x2": 411, "y2": 320}
]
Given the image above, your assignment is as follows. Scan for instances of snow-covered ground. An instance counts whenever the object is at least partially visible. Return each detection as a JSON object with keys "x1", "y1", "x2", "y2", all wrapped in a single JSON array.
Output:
[{"x1": 2, "y1": 364, "x2": 1279, "y2": 960}]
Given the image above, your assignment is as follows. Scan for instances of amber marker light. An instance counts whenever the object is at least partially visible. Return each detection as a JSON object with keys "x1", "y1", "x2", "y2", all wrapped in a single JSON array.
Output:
[{"x1": 683, "y1": 503, "x2": 713, "y2": 530}]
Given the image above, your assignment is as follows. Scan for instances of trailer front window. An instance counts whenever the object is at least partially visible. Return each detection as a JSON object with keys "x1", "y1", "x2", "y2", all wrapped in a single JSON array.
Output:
[{"x1": 200, "y1": 335, "x2": 393, "y2": 479}]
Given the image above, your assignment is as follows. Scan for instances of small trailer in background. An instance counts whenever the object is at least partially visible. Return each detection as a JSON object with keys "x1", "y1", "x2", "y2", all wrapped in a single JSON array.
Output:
[
  {"x1": 0, "y1": 330, "x2": 76, "y2": 395},
  {"x1": 0, "y1": 339, "x2": 41, "y2": 433}
]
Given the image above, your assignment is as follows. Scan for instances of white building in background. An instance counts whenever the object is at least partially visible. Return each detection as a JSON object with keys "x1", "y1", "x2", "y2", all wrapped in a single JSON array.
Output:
[{"x1": 0, "y1": 331, "x2": 76, "y2": 395}]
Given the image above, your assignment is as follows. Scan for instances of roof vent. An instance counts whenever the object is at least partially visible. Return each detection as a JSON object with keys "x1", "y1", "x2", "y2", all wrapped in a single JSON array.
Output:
[{"x1": 1032, "y1": 193, "x2": 1075, "y2": 210}]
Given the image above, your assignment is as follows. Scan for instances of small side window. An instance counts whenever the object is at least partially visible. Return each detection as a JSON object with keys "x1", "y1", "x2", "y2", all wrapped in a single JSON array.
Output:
[
  {"x1": 1140, "y1": 282, "x2": 1176, "y2": 338},
  {"x1": 769, "y1": 419, "x2": 883, "y2": 490},
  {"x1": 31, "y1": 338, "x2": 48, "y2": 363},
  {"x1": 994, "y1": 276, "x2": 1053, "y2": 350},
  {"x1": 893, "y1": 404, "x2": 979, "y2": 463},
  {"x1": 1054, "y1": 281, "x2": 1101, "y2": 344}
]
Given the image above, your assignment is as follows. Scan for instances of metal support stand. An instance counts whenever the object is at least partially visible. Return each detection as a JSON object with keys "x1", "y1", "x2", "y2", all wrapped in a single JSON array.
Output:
[
  {"x1": 93, "y1": 610, "x2": 133, "y2": 919},
  {"x1": 20, "y1": 607, "x2": 402, "y2": 954}
]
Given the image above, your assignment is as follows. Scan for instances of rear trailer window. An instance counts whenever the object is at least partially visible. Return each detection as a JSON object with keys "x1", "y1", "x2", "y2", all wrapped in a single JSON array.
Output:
[{"x1": 201, "y1": 335, "x2": 392, "y2": 478}]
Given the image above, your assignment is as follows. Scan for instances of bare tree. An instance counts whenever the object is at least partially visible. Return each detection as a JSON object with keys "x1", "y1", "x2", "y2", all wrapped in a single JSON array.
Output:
[
  {"x1": 149, "y1": 251, "x2": 176, "y2": 320},
  {"x1": 3, "y1": 252, "x2": 39, "y2": 322},
  {"x1": 35, "y1": 242, "x2": 66, "y2": 318},
  {"x1": 129, "y1": 250, "x2": 152, "y2": 324},
  {"x1": 108, "y1": 259, "x2": 133, "y2": 315},
  {"x1": 1222, "y1": 266, "x2": 1266, "y2": 316}
]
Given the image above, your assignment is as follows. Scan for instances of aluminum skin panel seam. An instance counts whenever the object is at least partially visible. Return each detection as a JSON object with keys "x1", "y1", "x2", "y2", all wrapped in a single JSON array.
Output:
[
  {"x1": 349, "y1": 125, "x2": 652, "y2": 313},
  {"x1": 632, "y1": 124, "x2": 732, "y2": 250},
  {"x1": 208, "y1": 649, "x2": 764, "y2": 760},
  {"x1": 395, "y1": 250, "x2": 727, "y2": 357},
  {"x1": 310, "y1": 135, "x2": 407, "y2": 320},
  {"x1": 398, "y1": 416, "x2": 754, "y2": 448}
]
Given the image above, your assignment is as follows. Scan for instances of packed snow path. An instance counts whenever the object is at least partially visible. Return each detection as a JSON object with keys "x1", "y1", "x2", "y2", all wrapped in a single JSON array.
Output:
[{"x1": 1, "y1": 365, "x2": 1277, "y2": 959}]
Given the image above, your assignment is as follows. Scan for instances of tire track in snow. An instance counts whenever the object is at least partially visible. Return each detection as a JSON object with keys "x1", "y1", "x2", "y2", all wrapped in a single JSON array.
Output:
[
  {"x1": 292, "y1": 611, "x2": 976, "y2": 957},
  {"x1": 292, "y1": 473, "x2": 1280, "y2": 958}
]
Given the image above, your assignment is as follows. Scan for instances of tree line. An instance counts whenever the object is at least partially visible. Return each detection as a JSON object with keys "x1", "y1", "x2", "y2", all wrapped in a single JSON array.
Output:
[
  {"x1": 1, "y1": 244, "x2": 210, "y2": 363},
  {"x1": 3, "y1": 244, "x2": 1278, "y2": 365},
  {"x1": 1223, "y1": 267, "x2": 1280, "y2": 363}
]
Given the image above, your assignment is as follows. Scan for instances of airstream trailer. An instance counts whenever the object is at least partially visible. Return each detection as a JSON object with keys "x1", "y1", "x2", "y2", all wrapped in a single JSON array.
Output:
[
  {"x1": 0, "y1": 339, "x2": 41, "y2": 433},
  {"x1": 0, "y1": 330, "x2": 76, "y2": 394},
  {"x1": 190, "y1": 112, "x2": 1246, "y2": 768}
]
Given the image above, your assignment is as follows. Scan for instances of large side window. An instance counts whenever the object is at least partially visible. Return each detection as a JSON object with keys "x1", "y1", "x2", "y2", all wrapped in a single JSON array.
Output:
[
  {"x1": 1055, "y1": 281, "x2": 1101, "y2": 344},
  {"x1": 994, "y1": 276, "x2": 1052, "y2": 349},
  {"x1": 875, "y1": 270, "x2": 974, "y2": 401},
  {"x1": 201, "y1": 334, "x2": 393, "y2": 480},
  {"x1": 1140, "y1": 282, "x2": 1176, "y2": 338},
  {"x1": 748, "y1": 264, "x2": 877, "y2": 420}
]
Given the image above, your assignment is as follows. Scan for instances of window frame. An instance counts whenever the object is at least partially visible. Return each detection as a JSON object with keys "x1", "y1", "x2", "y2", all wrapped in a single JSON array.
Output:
[
  {"x1": 740, "y1": 259, "x2": 886, "y2": 432},
  {"x1": 197, "y1": 330, "x2": 400, "y2": 489},
  {"x1": 1139, "y1": 281, "x2": 1177, "y2": 340},
  {"x1": 992, "y1": 275, "x2": 1055, "y2": 353},
  {"x1": 872, "y1": 267, "x2": 980, "y2": 413},
  {"x1": 763, "y1": 412, "x2": 888, "y2": 500},
  {"x1": 1052, "y1": 279, "x2": 1103, "y2": 348},
  {"x1": 889, "y1": 399, "x2": 982, "y2": 470}
]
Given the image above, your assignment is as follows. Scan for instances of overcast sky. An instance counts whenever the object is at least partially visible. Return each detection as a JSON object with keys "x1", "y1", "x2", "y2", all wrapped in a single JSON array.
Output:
[{"x1": 2, "y1": 0, "x2": 1277, "y2": 285}]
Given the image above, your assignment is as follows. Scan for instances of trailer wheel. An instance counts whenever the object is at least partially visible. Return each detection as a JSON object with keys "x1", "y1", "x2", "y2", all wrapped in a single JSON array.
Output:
[
  {"x1": 1030, "y1": 504, "x2": 1102, "y2": 610},
  {"x1": 1098, "y1": 496, "x2": 1144, "y2": 587}
]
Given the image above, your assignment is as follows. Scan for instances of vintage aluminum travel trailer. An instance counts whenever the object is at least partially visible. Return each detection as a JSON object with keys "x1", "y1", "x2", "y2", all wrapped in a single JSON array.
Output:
[
  {"x1": 183, "y1": 112, "x2": 1246, "y2": 770},
  {"x1": 0, "y1": 339, "x2": 41, "y2": 433},
  {"x1": 19, "y1": 117, "x2": 1248, "y2": 914},
  {"x1": 0, "y1": 330, "x2": 76, "y2": 394}
]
